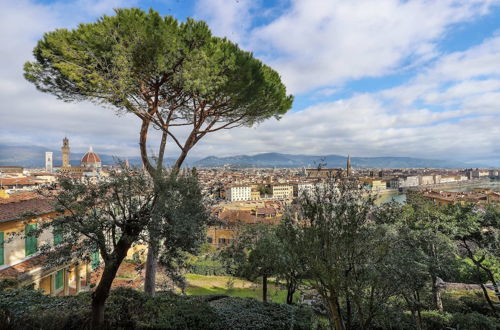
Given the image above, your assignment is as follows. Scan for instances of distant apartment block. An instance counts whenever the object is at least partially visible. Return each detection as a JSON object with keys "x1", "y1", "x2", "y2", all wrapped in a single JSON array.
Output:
[
  {"x1": 272, "y1": 184, "x2": 294, "y2": 199},
  {"x1": 470, "y1": 170, "x2": 490, "y2": 178},
  {"x1": 389, "y1": 176, "x2": 419, "y2": 189},
  {"x1": 359, "y1": 178, "x2": 387, "y2": 191},
  {"x1": 295, "y1": 182, "x2": 315, "y2": 197},
  {"x1": 225, "y1": 185, "x2": 251, "y2": 201}
]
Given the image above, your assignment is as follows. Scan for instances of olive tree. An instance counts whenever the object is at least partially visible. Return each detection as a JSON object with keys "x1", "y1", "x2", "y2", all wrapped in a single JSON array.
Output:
[
  {"x1": 24, "y1": 8, "x2": 293, "y2": 294},
  {"x1": 35, "y1": 168, "x2": 210, "y2": 329},
  {"x1": 279, "y1": 179, "x2": 397, "y2": 330}
]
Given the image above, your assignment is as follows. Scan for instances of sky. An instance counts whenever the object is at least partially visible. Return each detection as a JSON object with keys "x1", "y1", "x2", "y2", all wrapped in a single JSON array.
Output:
[{"x1": 1, "y1": 0, "x2": 500, "y2": 165}]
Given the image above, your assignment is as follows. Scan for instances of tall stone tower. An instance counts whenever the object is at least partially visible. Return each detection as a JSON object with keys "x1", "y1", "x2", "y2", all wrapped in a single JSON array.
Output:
[
  {"x1": 61, "y1": 137, "x2": 70, "y2": 168},
  {"x1": 45, "y1": 152, "x2": 53, "y2": 173},
  {"x1": 346, "y1": 155, "x2": 351, "y2": 177}
]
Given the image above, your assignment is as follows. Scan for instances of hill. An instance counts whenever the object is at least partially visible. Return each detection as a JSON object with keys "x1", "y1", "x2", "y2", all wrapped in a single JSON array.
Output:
[
  {"x1": 0, "y1": 145, "x2": 489, "y2": 169},
  {"x1": 193, "y1": 152, "x2": 480, "y2": 168}
]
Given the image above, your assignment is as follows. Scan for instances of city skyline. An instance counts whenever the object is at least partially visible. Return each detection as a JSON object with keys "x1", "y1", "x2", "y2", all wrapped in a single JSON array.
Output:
[{"x1": 1, "y1": 0, "x2": 500, "y2": 165}]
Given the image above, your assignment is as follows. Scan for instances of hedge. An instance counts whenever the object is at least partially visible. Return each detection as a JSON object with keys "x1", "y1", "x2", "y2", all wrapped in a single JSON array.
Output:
[{"x1": 0, "y1": 288, "x2": 320, "y2": 330}]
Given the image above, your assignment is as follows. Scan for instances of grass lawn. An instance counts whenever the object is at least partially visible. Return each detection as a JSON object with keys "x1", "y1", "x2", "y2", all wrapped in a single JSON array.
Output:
[{"x1": 184, "y1": 274, "x2": 299, "y2": 304}]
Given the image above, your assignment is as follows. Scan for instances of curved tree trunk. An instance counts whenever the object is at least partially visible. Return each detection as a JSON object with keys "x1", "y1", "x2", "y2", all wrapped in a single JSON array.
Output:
[
  {"x1": 480, "y1": 283, "x2": 499, "y2": 317},
  {"x1": 91, "y1": 242, "x2": 131, "y2": 329},
  {"x1": 139, "y1": 119, "x2": 155, "y2": 177}
]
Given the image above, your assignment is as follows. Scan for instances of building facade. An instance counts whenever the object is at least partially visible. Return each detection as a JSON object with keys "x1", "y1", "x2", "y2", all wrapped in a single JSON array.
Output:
[
  {"x1": 0, "y1": 193, "x2": 95, "y2": 295},
  {"x1": 272, "y1": 184, "x2": 294, "y2": 199},
  {"x1": 45, "y1": 152, "x2": 53, "y2": 173},
  {"x1": 225, "y1": 185, "x2": 251, "y2": 201}
]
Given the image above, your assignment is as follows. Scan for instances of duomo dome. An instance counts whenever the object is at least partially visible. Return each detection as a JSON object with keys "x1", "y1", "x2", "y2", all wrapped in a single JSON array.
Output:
[{"x1": 81, "y1": 146, "x2": 102, "y2": 168}]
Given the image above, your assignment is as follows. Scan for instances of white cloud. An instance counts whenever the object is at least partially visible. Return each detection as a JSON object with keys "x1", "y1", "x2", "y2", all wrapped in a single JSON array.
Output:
[
  {"x1": 0, "y1": 0, "x2": 499, "y2": 165},
  {"x1": 245, "y1": 0, "x2": 500, "y2": 93},
  {"x1": 194, "y1": 0, "x2": 256, "y2": 44}
]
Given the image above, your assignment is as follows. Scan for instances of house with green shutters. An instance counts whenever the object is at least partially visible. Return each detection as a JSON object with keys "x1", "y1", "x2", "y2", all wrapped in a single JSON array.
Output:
[{"x1": 0, "y1": 191, "x2": 97, "y2": 295}]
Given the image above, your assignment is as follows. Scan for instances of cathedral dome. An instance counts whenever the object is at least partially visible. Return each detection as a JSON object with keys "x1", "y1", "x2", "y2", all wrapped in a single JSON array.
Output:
[{"x1": 81, "y1": 146, "x2": 101, "y2": 167}]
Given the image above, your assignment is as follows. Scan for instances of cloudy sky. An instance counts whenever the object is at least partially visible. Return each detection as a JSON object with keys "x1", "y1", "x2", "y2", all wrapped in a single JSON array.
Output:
[{"x1": 1, "y1": 0, "x2": 500, "y2": 165}]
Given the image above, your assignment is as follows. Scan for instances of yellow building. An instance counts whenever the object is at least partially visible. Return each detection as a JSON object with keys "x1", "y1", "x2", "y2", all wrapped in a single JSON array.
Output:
[
  {"x1": 0, "y1": 192, "x2": 94, "y2": 295},
  {"x1": 272, "y1": 184, "x2": 294, "y2": 200},
  {"x1": 359, "y1": 178, "x2": 387, "y2": 191},
  {"x1": 250, "y1": 189, "x2": 261, "y2": 200}
]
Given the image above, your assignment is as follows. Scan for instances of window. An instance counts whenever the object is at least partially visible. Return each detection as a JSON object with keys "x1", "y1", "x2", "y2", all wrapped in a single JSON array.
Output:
[
  {"x1": 0, "y1": 232, "x2": 4, "y2": 266},
  {"x1": 53, "y1": 225, "x2": 62, "y2": 245},
  {"x1": 207, "y1": 237, "x2": 213, "y2": 244},
  {"x1": 55, "y1": 269, "x2": 64, "y2": 290},
  {"x1": 91, "y1": 250, "x2": 100, "y2": 270},
  {"x1": 25, "y1": 224, "x2": 38, "y2": 256}
]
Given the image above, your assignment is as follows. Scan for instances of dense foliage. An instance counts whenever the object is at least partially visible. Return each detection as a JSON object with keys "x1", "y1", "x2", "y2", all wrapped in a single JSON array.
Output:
[
  {"x1": 231, "y1": 179, "x2": 500, "y2": 330},
  {"x1": 0, "y1": 288, "x2": 320, "y2": 330},
  {"x1": 32, "y1": 167, "x2": 210, "y2": 328}
]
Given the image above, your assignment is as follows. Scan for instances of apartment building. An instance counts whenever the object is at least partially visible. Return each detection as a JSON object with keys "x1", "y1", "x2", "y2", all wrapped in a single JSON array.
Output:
[
  {"x1": 359, "y1": 178, "x2": 387, "y2": 191},
  {"x1": 0, "y1": 192, "x2": 94, "y2": 295},
  {"x1": 295, "y1": 182, "x2": 314, "y2": 197},
  {"x1": 272, "y1": 184, "x2": 294, "y2": 199},
  {"x1": 389, "y1": 176, "x2": 419, "y2": 189},
  {"x1": 225, "y1": 185, "x2": 251, "y2": 201}
]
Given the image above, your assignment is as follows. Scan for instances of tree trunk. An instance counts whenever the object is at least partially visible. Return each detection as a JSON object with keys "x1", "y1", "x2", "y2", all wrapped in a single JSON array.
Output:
[
  {"x1": 286, "y1": 278, "x2": 296, "y2": 305},
  {"x1": 144, "y1": 242, "x2": 157, "y2": 296},
  {"x1": 262, "y1": 275, "x2": 268, "y2": 302},
  {"x1": 463, "y1": 240, "x2": 500, "y2": 303},
  {"x1": 174, "y1": 150, "x2": 188, "y2": 170},
  {"x1": 415, "y1": 290, "x2": 423, "y2": 330},
  {"x1": 480, "y1": 283, "x2": 499, "y2": 318},
  {"x1": 326, "y1": 295, "x2": 345, "y2": 330},
  {"x1": 91, "y1": 246, "x2": 130, "y2": 329},
  {"x1": 346, "y1": 293, "x2": 352, "y2": 330},
  {"x1": 404, "y1": 295, "x2": 421, "y2": 330},
  {"x1": 139, "y1": 119, "x2": 155, "y2": 176},
  {"x1": 431, "y1": 275, "x2": 443, "y2": 312}
]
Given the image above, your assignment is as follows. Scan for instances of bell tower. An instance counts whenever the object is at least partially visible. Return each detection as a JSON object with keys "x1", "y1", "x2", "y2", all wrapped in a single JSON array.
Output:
[
  {"x1": 61, "y1": 137, "x2": 70, "y2": 168},
  {"x1": 346, "y1": 155, "x2": 351, "y2": 177}
]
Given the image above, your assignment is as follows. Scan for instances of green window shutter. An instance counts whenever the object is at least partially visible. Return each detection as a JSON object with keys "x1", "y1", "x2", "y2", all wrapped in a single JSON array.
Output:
[
  {"x1": 0, "y1": 232, "x2": 4, "y2": 266},
  {"x1": 25, "y1": 224, "x2": 38, "y2": 256},
  {"x1": 91, "y1": 251, "x2": 100, "y2": 270},
  {"x1": 53, "y1": 225, "x2": 62, "y2": 245},
  {"x1": 55, "y1": 269, "x2": 64, "y2": 290}
]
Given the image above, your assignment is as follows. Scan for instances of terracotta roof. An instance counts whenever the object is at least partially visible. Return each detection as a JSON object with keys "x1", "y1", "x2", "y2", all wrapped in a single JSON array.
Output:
[
  {"x1": 0, "y1": 254, "x2": 47, "y2": 280},
  {"x1": 81, "y1": 149, "x2": 101, "y2": 164},
  {"x1": 218, "y1": 209, "x2": 280, "y2": 225},
  {"x1": 0, "y1": 195, "x2": 55, "y2": 222},
  {"x1": 0, "y1": 177, "x2": 40, "y2": 186}
]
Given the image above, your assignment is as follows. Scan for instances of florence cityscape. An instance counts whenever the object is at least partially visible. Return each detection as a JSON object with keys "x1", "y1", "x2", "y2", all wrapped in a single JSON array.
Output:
[{"x1": 0, "y1": 1, "x2": 499, "y2": 329}]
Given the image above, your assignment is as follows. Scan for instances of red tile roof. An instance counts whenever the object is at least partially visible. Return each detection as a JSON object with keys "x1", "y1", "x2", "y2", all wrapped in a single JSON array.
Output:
[
  {"x1": 0, "y1": 254, "x2": 47, "y2": 280},
  {"x1": 0, "y1": 194, "x2": 55, "y2": 222}
]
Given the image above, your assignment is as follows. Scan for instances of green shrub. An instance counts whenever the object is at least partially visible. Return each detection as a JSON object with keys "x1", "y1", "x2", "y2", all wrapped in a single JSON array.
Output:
[
  {"x1": 0, "y1": 289, "x2": 90, "y2": 329},
  {"x1": 451, "y1": 312, "x2": 500, "y2": 330},
  {"x1": 421, "y1": 311, "x2": 453, "y2": 330},
  {"x1": 209, "y1": 296, "x2": 320, "y2": 330},
  {"x1": 188, "y1": 258, "x2": 228, "y2": 276},
  {"x1": 0, "y1": 288, "x2": 319, "y2": 330},
  {"x1": 139, "y1": 292, "x2": 221, "y2": 329}
]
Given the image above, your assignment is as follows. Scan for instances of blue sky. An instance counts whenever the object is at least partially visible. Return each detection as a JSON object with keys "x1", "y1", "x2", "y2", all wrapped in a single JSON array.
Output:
[{"x1": 1, "y1": 0, "x2": 500, "y2": 165}]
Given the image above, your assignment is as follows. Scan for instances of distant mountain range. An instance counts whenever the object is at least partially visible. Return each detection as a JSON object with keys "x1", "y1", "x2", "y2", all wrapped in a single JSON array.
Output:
[
  {"x1": 192, "y1": 153, "x2": 485, "y2": 168},
  {"x1": 0, "y1": 145, "x2": 491, "y2": 169}
]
